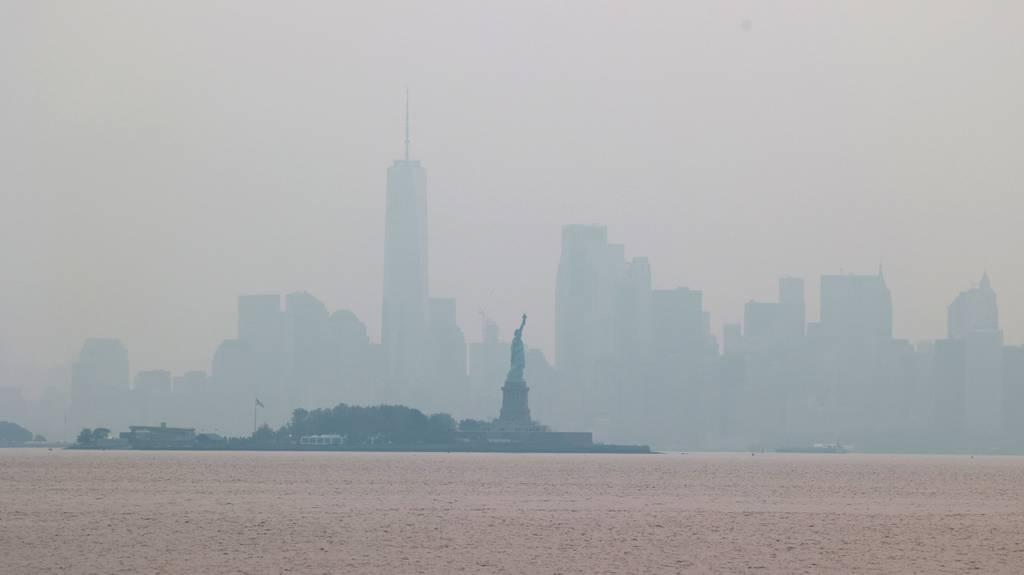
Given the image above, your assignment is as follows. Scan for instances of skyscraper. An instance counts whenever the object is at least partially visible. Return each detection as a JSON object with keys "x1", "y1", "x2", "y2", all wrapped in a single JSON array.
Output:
[
  {"x1": 238, "y1": 294, "x2": 285, "y2": 421},
  {"x1": 947, "y1": 273, "x2": 1003, "y2": 437},
  {"x1": 555, "y1": 224, "x2": 617, "y2": 376},
  {"x1": 423, "y1": 297, "x2": 468, "y2": 414},
  {"x1": 70, "y1": 338, "x2": 131, "y2": 431},
  {"x1": 285, "y1": 291, "x2": 333, "y2": 409},
  {"x1": 948, "y1": 272, "x2": 999, "y2": 340},
  {"x1": 742, "y1": 277, "x2": 805, "y2": 349},
  {"x1": 819, "y1": 271, "x2": 892, "y2": 341},
  {"x1": 555, "y1": 224, "x2": 622, "y2": 431},
  {"x1": 778, "y1": 276, "x2": 806, "y2": 340},
  {"x1": 381, "y1": 95, "x2": 428, "y2": 398},
  {"x1": 469, "y1": 316, "x2": 507, "y2": 417},
  {"x1": 238, "y1": 295, "x2": 284, "y2": 360}
]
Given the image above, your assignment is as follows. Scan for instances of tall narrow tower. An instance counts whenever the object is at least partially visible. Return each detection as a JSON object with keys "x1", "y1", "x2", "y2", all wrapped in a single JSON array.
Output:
[{"x1": 382, "y1": 92, "x2": 428, "y2": 394}]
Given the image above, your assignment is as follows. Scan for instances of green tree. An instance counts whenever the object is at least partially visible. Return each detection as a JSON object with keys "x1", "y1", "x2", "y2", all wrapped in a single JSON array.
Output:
[
  {"x1": 278, "y1": 403, "x2": 457, "y2": 446},
  {"x1": 458, "y1": 418, "x2": 492, "y2": 432},
  {"x1": 76, "y1": 428, "x2": 94, "y2": 446},
  {"x1": 252, "y1": 423, "x2": 276, "y2": 444},
  {"x1": 0, "y1": 421, "x2": 34, "y2": 444}
]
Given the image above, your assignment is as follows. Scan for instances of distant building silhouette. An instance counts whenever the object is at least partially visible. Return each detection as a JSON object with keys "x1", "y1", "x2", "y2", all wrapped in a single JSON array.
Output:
[
  {"x1": 329, "y1": 310, "x2": 373, "y2": 406},
  {"x1": 285, "y1": 291, "x2": 333, "y2": 411},
  {"x1": 778, "y1": 276, "x2": 806, "y2": 340},
  {"x1": 381, "y1": 96, "x2": 429, "y2": 400},
  {"x1": 469, "y1": 316, "x2": 506, "y2": 417},
  {"x1": 947, "y1": 273, "x2": 1003, "y2": 438},
  {"x1": 134, "y1": 369, "x2": 172, "y2": 426},
  {"x1": 237, "y1": 294, "x2": 286, "y2": 421},
  {"x1": 211, "y1": 339, "x2": 255, "y2": 392},
  {"x1": 948, "y1": 272, "x2": 998, "y2": 339},
  {"x1": 555, "y1": 225, "x2": 623, "y2": 432},
  {"x1": 45, "y1": 209, "x2": 1024, "y2": 454},
  {"x1": 1002, "y1": 346, "x2": 1024, "y2": 443},
  {"x1": 173, "y1": 370, "x2": 208, "y2": 394},
  {"x1": 424, "y1": 297, "x2": 468, "y2": 414},
  {"x1": 135, "y1": 369, "x2": 171, "y2": 393},
  {"x1": 555, "y1": 225, "x2": 616, "y2": 380},
  {"x1": 650, "y1": 287, "x2": 715, "y2": 446},
  {"x1": 819, "y1": 271, "x2": 892, "y2": 341},
  {"x1": 932, "y1": 338, "x2": 967, "y2": 439},
  {"x1": 238, "y1": 295, "x2": 285, "y2": 359},
  {"x1": 71, "y1": 338, "x2": 130, "y2": 431}
]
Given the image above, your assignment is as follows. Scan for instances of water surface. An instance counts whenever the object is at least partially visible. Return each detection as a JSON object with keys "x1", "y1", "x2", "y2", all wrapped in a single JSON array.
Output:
[{"x1": 3, "y1": 450, "x2": 1023, "y2": 573}]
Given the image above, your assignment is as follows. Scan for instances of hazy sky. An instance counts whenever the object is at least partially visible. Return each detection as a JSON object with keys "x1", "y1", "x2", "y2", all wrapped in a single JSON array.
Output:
[{"x1": 2, "y1": 1, "x2": 1022, "y2": 378}]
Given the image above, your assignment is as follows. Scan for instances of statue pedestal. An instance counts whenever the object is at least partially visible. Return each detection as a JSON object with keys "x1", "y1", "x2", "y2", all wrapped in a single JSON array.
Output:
[{"x1": 495, "y1": 376, "x2": 535, "y2": 431}]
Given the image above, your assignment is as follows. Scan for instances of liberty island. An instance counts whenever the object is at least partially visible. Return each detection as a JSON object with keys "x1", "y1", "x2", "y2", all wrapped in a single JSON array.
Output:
[{"x1": 71, "y1": 314, "x2": 650, "y2": 454}]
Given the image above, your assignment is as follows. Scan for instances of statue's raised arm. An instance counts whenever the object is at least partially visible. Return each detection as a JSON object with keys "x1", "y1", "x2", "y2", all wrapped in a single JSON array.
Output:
[{"x1": 519, "y1": 313, "x2": 527, "y2": 333}]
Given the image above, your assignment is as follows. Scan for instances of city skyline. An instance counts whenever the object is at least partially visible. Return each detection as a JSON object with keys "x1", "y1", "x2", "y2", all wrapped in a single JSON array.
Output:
[
  {"x1": 7, "y1": 5, "x2": 1024, "y2": 574},
  {"x1": 39, "y1": 227, "x2": 1020, "y2": 452},
  {"x1": 2, "y1": 140, "x2": 1015, "y2": 383},
  {"x1": 4, "y1": 1, "x2": 1023, "y2": 382},
  {"x1": 22, "y1": 118, "x2": 1009, "y2": 453}
]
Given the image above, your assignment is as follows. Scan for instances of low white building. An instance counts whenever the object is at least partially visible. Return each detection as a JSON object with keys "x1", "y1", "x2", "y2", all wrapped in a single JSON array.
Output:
[{"x1": 299, "y1": 434, "x2": 344, "y2": 446}]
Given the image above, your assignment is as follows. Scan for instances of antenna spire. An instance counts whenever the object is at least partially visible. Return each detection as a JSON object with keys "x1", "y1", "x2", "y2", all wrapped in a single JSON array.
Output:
[{"x1": 404, "y1": 88, "x2": 410, "y2": 161}]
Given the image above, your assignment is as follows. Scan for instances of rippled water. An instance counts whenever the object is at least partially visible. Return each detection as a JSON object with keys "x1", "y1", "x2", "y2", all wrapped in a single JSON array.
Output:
[{"x1": 3, "y1": 449, "x2": 1024, "y2": 573}]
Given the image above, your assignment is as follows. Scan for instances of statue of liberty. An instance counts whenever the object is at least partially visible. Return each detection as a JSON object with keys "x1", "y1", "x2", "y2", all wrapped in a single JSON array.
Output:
[
  {"x1": 507, "y1": 313, "x2": 527, "y2": 382},
  {"x1": 497, "y1": 313, "x2": 534, "y2": 429}
]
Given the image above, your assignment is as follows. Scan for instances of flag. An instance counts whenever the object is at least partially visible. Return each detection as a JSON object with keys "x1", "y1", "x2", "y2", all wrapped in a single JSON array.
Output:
[{"x1": 255, "y1": 398, "x2": 265, "y2": 408}]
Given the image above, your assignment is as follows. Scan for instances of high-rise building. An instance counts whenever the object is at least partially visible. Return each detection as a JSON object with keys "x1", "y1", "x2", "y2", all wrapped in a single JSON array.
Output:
[
  {"x1": 238, "y1": 295, "x2": 284, "y2": 359},
  {"x1": 722, "y1": 324, "x2": 743, "y2": 358},
  {"x1": 210, "y1": 338, "x2": 258, "y2": 435},
  {"x1": 649, "y1": 287, "x2": 714, "y2": 446},
  {"x1": 135, "y1": 370, "x2": 171, "y2": 393},
  {"x1": 743, "y1": 300, "x2": 781, "y2": 346},
  {"x1": 778, "y1": 276, "x2": 806, "y2": 340},
  {"x1": 133, "y1": 369, "x2": 172, "y2": 426},
  {"x1": 329, "y1": 310, "x2": 373, "y2": 406},
  {"x1": 615, "y1": 256, "x2": 653, "y2": 363},
  {"x1": 70, "y1": 338, "x2": 131, "y2": 431},
  {"x1": 820, "y1": 271, "x2": 892, "y2": 341},
  {"x1": 810, "y1": 272, "x2": 894, "y2": 443},
  {"x1": 555, "y1": 224, "x2": 617, "y2": 376},
  {"x1": 172, "y1": 371, "x2": 207, "y2": 395},
  {"x1": 650, "y1": 288, "x2": 708, "y2": 357},
  {"x1": 237, "y1": 294, "x2": 286, "y2": 421},
  {"x1": 555, "y1": 224, "x2": 633, "y2": 434},
  {"x1": 948, "y1": 272, "x2": 998, "y2": 339},
  {"x1": 381, "y1": 96, "x2": 428, "y2": 396},
  {"x1": 469, "y1": 316, "x2": 506, "y2": 418},
  {"x1": 947, "y1": 273, "x2": 1003, "y2": 437},
  {"x1": 286, "y1": 291, "x2": 333, "y2": 410},
  {"x1": 1002, "y1": 346, "x2": 1024, "y2": 443},
  {"x1": 932, "y1": 338, "x2": 966, "y2": 438},
  {"x1": 211, "y1": 339, "x2": 254, "y2": 391},
  {"x1": 742, "y1": 277, "x2": 805, "y2": 350},
  {"x1": 423, "y1": 297, "x2": 468, "y2": 414}
]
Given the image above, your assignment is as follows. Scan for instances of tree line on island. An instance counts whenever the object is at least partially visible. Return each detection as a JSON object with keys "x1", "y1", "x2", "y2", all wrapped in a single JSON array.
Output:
[
  {"x1": 0, "y1": 421, "x2": 45, "y2": 445},
  {"x1": 70, "y1": 403, "x2": 501, "y2": 448},
  {"x1": 253, "y1": 403, "x2": 497, "y2": 446}
]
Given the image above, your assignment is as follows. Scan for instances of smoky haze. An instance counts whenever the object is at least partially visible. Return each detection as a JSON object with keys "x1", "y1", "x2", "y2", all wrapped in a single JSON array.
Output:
[{"x1": 2, "y1": 2, "x2": 1023, "y2": 448}]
